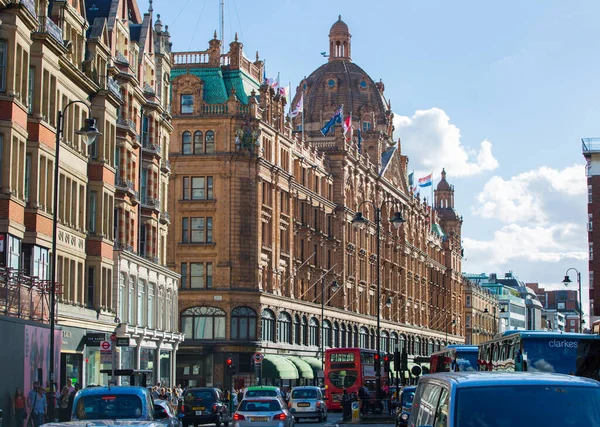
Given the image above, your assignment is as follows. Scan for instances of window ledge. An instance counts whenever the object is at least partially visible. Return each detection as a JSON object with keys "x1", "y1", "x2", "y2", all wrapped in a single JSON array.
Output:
[
  {"x1": 179, "y1": 198, "x2": 217, "y2": 203},
  {"x1": 179, "y1": 242, "x2": 216, "y2": 246}
]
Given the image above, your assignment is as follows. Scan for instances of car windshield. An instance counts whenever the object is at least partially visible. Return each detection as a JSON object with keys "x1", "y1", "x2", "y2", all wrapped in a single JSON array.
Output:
[
  {"x1": 292, "y1": 389, "x2": 318, "y2": 399},
  {"x1": 401, "y1": 391, "x2": 415, "y2": 408},
  {"x1": 185, "y1": 390, "x2": 215, "y2": 402},
  {"x1": 75, "y1": 394, "x2": 144, "y2": 420},
  {"x1": 239, "y1": 400, "x2": 281, "y2": 412},
  {"x1": 455, "y1": 385, "x2": 600, "y2": 426},
  {"x1": 327, "y1": 370, "x2": 358, "y2": 388},
  {"x1": 245, "y1": 390, "x2": 277, "y2": 397}
]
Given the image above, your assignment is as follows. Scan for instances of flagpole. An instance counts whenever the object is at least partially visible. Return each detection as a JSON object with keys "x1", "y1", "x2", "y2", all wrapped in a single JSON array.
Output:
[
  {"x1": 301, "y1": 90, "x2": 305, "y2": 141},
  {"x1": 431, "y1": 171, "x2": 434, "y2": 227}
]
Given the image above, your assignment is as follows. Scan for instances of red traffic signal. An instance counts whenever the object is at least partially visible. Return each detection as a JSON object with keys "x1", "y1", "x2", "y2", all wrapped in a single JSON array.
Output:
[
  {"x1": 374, "y1": 354, "x2": 380, "y2": 361},
  {"x1": 383, "y1": 355, "x2": 390, "y2": 362},
  {"x1": 226, "y1": 357, "x2": 233, "y2": 366}
]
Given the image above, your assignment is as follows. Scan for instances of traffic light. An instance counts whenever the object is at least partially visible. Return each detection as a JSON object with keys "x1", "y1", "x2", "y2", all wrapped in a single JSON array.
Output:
[
  {"x1": 393, "y1": 350, "x2": 400, "y2": 369},
  {"x1": 383, "y1": 354, "x2": 391, "y2": 373},
  {"x1": 374, "y1": 353, "x2": 381, "y2": 372},
  {"x1": 226, "y1": 355, "x2": 236, "y2": 376}
]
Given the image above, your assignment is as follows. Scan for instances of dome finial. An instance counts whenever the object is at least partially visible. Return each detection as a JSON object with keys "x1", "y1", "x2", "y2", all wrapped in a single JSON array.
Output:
[{"x1": 338, "y1": 14, "x2": 342, "y2": 21}]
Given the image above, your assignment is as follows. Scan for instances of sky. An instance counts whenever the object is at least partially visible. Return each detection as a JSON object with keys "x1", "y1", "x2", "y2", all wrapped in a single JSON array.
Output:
[{"x1": 138, "y1": 0, "x2": 599, "y2": 321}]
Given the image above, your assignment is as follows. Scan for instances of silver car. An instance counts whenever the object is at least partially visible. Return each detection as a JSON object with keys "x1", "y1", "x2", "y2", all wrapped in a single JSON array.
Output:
[
  {"x1": 288, "y1": 387, "x2": 327, "y2": 423},
  {"x1": 233, "y1": 397, "x2": 293, "y2": 427},
  {"x1": 154, "y1": 399, "x2": 182, "y2": 427}
]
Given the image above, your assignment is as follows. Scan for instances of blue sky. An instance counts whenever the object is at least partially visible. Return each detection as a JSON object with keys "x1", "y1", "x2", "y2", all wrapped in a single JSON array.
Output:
[{"x1": 139, "y1": 0, "x2": 598, "y2": 319}]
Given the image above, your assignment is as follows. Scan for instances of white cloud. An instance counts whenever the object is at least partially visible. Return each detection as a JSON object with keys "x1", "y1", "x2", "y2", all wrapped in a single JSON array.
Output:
[
  {"x1": 473, "y1": 164, "x2": 586, "y2": 225},
  {"x1": 394, "y1": 108, "x2": 499, "y2": 177},
  {"x1": 463, "y1": 223, "x2": 587, "y2": 268}
]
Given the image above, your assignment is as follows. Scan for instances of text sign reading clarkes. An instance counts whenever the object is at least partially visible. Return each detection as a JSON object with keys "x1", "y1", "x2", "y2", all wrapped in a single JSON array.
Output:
[{"x1": 548, "y1": 340, "x2": 579, "y2": 348}]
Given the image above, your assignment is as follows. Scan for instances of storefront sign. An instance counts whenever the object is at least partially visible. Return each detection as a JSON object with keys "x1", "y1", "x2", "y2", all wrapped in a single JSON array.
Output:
[
  {"x1": 85, "y1": 333, "x2": 106, "y2": 347},
  {"x1": 61, "y1": 326, "x2": 86, "y2": 351},
  {"x1": 218, "y1": 345, "x2": 258, "y2": 353},
  {"x1": 100, "y1": 352, "x2": 112, "y2": 364},
  {"x1": 116, "y1": 338, "x2": 130, "y2": 347}
]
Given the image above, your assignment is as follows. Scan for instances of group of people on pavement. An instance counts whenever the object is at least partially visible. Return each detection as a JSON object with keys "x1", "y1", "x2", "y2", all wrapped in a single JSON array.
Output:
[
  {"x1": 353, "y1": 382, "x2": 395, "y2": 416},
  {"x1": 12, "y1": 381, "x2": 82, "y2": 427}
]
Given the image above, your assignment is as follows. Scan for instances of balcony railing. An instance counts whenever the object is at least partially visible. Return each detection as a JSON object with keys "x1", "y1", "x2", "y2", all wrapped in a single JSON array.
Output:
[
  {"x1": 582, "y1": 137, "x2": 600, "y2": 154},
  {"x1": 38, "y1": 16, "x2": 63, "y2": 45},
  {"x1": 19, "y1": 0, "x2": 37, "y2": 17},
  {"x1": 114, "y1": 241, "x2": 134, "y2": 253},
  {"x1": 117, "y1": 117, "x2": 137, "y2": 134},
  {"x1": 141, "y1": 195, "x2": 161, "y2": 210},
  {"x1": 161, "y1": 160, "x2": 171, "y2": 172},
  {"x1": 115, "y1": 177, "x2": 139, "y2": 200},
  {"x1": 142, "y1": 141, "x2": 161, "y2": 154},
  {"x1": 107, "y1": 78, "x2": 122, "y2": 100},
  {"x1": 143, "y1": 83, "x2": 156, "y2": 95},
  {"x1": 115, "y1": 51, "x2": 129, "y2": 65},
  {"x1": 160, "y1": 211, "x2": 171, "y2": 223}
]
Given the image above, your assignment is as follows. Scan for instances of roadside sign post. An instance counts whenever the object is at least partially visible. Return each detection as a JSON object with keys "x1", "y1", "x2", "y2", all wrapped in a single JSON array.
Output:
[{"x1": 253, "y1": 352, "x2": 264, "y2": 386}]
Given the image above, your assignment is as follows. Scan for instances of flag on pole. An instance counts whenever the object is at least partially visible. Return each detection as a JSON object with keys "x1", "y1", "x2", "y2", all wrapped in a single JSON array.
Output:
[
  {"x1": 290, "y1": 93, "x2": 303, "y2": 118},
  {"x1": 357, "y1": 128, "x2": 362, "y2": 153},
  {"x1": 408, "y1": 172, "x2": 414, "y2": 188},
  {"x1": 343, "y1": 114, "x2": 352, "y2": 140},
  {"x1": 320, "y1": 106, "x2": 343, "y2": 136},
  {"x1": 418, "y1": 173, "x2": 433, "y2": 187}
]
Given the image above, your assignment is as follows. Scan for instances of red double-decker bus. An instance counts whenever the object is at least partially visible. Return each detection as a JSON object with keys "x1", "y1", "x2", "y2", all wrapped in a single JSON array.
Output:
[{"x1": 324, "y1": 348, "x2": 384, "y2": 410}]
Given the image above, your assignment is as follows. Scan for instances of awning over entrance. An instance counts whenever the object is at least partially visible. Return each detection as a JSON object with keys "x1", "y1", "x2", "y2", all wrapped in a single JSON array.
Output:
[
  {"x1": 285, "y1": 356, "x2": 314, "y2": 379},
  {"x1": 300, "y1": 356, "x2": 323, "y2": 376},
  {"x1": 262, "y1": 354, "x2": 299, "y2": 380}
]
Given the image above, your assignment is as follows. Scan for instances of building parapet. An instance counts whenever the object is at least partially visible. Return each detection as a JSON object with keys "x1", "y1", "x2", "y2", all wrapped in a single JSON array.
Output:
[{"x1": 582, "y1": 137, "x2": 600, "y2": 154}]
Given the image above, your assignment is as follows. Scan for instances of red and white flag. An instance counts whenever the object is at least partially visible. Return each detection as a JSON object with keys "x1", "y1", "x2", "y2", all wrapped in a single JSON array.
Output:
[
  {"x1": 343, "y1": 114, "x2": 352, "y2": 140},
  {"x1": 290, "y1": 93, "x2": 303, "y2": 118}
]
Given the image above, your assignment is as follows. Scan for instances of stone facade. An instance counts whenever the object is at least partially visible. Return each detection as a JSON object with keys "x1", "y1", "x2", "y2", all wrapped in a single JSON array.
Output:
[
  {"x1": 0, "y1": 0, "x2": 182, "y2": 394},
  {"x1": 169, "y1": 18, "x2": 465, "y2": 389},
  {"x1": 462, "y1": 274, "x2": 500, "y2": 345}
]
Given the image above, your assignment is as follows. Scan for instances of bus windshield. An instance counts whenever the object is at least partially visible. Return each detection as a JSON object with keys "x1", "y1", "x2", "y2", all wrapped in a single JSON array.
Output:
[
  {"x1": 327, "y1": 370, "x2": 358, "y2": 388},
  {"x1": 455, "y1": 351, "x2": 478, "y2": 372},
  {"x1": 524, "y1": 338, "x2": 600, "y2": 379}
]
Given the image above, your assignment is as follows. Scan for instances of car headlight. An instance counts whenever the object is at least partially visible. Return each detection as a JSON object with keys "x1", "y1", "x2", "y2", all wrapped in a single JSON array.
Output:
[{"x1": 401, "y1": 413, "x2": 409, "y2": 420}]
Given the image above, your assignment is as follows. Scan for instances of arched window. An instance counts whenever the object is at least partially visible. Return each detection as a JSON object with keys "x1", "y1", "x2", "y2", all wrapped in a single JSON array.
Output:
[
  {"x1": 231, "y1": 306, "x2": 257, "y2": 340},
  {"x1": 428, "y1": 339, "x2": 434, "y2": 356},
  {"x1": 390, "y1": 332, "x2": 399, "y2": 352},
  {"x1": 380, "y1": 331, "x2": 389, "y2": 353},
  {"x1": 277, "y1": 312, "x2": 292, "y2": 344},
  {"x1": 353, "y1": 325, "x2": 359, "y2": 347},
  {"x1": 359, "y1": 326, "x2": 368, "y2": 349},
  {"x1": 414, "y1": 336, "x2": 421, "y2": 355},
  {"x1": 302, "y1": 316, "x2": 308, "y2": 345},
  {"x1": 194, "y1": 131, "x2": 203, "y2": 154},
  {"x1": 323, "y1": 320, "x2": 332, "y2": 347},
  {"x1": 370, "y1": 328, "x2": 376, "y2": 350},
  {"x1": 205, "y1": 131, "x2": 215, "y2": 153},
  {"x1": 400, "y1": 334, "x2": 407, "y2": 353},
  {"x1": 294, "y1": 314, "x2": 301, "y2": 345},
  {"x1": 340, "y1": 323, "x2": 347, "y2": 347},
  {"x1": 333, "y1": 322, "x2": 340, "y2": 348},
  {"x1": 181, "y1": 306, "x2": 226, "y2": 339},
  {"x1": 309, "y1": 317, "x2": 319, "y2": 346},
  {"x1": 182, "y1": 131, "x2": 192, "y2": 155},
  {"x1": 261, "y1": 309, "x2": 275, "y2": 342},
  {"x1": 435, "y1": 340, "x2": 441, "y2": 352}
]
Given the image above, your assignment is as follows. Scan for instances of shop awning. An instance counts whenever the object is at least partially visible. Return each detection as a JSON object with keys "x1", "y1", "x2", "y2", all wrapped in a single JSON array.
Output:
[
  {"x1": 285, "y1": 356, "x2": 314, "y2": 379},
  {"x1": 262, "y1": 354, "x2": 299, "y2": 380},
  {"x1": 300, "y1": 356, "x2": 323, "y2": 376}
]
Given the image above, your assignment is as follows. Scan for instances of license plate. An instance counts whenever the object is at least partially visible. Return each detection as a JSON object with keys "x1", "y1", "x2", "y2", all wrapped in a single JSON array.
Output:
[
  {"x1": 192, "y1": 407, "x2": 205, "y2": 410},
  {"x1": 251, "y1": 417, "x2": 268, "y2": 422},
  {"x1": 195, "y1": 411, "x2": 203, "y2": 415},
  {"x1": 297, "y1": 403, "x2": 310, "y2": 407}
]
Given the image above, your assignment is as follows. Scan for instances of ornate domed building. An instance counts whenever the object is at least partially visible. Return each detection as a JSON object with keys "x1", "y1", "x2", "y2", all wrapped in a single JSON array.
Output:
[{"x1": 168, "y1": 16, "x2": 464, "y2": 389}]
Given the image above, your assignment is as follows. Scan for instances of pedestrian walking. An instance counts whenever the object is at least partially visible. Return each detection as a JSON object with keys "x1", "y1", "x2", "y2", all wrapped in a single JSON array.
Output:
[
  {"x1": 13, "y1": 388, "x2": 27, "y2": 427},
  {"x1": 58, "y1": 386, "x2": 71, "y2": 422},
  {"x1": 28, "y1": 384, "x2": 46, "y2": 427}
]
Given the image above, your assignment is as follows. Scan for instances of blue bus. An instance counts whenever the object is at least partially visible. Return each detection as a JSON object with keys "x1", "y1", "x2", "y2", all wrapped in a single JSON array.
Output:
[
  {"x1": 478, "y1": 331, "x2": 600, "y2": 380},
  {"x1": 429, "y1": 345, "x2": 479, "y2": 373}
]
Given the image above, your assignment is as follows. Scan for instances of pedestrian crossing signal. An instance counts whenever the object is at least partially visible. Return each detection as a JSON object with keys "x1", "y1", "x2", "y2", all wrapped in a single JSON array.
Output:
[{"x1": 226, "y1": 356, "x2": 236, "y2": 376}]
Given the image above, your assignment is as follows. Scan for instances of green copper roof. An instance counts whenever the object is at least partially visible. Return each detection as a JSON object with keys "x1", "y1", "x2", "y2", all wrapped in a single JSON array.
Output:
[
  {"x1": 431, "y1": 223, "x2": 446, "y2": 238},
  {"x1": 171, "y1": 67, "x2": 260, "y2": 105}
]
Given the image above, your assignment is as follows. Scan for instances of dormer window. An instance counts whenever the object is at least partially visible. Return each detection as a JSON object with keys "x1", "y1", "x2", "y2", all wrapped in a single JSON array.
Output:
[
  {"x1": 327, "y1": 79, "x2": 335, "y2": 88},
  {"x1": 360, "y1": 80, "x2": 367, "y2": 89},
  {"x1": 303, "y1": 83, "x2": 307, "y2": 90},
  {"x1": 362, "y1": 122, "x2": 371, "y2": 132},
  {"x1": 181, "y1": 94, "x2": 193, "y2": 114}
]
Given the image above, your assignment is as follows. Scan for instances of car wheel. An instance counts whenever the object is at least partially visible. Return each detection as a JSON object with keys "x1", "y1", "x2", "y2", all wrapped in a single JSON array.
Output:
[
  {"x1": 324, "y1": 414, "x2": 327, "y2": 422},
  {"x1": 215, "y1": 417, "x2": 222, "y2": 427},
  {"x1": 318, "y1": 413, "x2": 324, "y2": 423},
  {"x1": 294, "y1": 417, "x2": 299, "y2": 423}
]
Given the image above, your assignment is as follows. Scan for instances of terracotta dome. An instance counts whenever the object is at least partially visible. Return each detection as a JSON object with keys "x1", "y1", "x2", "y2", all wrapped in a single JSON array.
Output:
[
  {"x1": 329, "y1": 15, "x2": 349, "y2": 36},
  {"x1": 437, "y1": 169, "x2": 451, "y2": 191},
  {"x1": 292, "y1": 17, "x2": 388, "y2": 128}
]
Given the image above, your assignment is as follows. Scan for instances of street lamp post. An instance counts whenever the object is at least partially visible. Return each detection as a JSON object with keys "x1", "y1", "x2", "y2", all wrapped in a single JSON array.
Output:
[
  {"x1": 484, "y1": 306, "x2": 506, "y2": 335},
  {"x1": 352, "y1": 201, "x2": 405, "y2": 392},
  {"x1": 49, "y1": 101, "x2": 101, "y2": 421},
  {"x1": 562, "y1": 268, "x2": 583, "y2": 333},
  {"x1": 321, "y1": 278, "x2": 340, "y2": 381}
]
